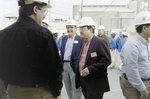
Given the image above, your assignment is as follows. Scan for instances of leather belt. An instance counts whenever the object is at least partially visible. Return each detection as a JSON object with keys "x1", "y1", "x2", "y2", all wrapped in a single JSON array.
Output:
[
  {"x1": 18, "y1": 83, "x2": 45, "y2": 88},
  {"x1": 142, "y1": 78, "x2": 150, "y2": 81},
  {"x1": 122, "y1": 73, "x2": 128, "y2": 80},
  {"x1": 122, "y1": 73, "x2": 150, "y2": 81},
  {"x1": 63, "y1": 60, "x2": 70, "y2": 62}
]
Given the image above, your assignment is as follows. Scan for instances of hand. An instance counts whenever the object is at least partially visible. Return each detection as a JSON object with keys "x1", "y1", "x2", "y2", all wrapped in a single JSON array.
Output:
[
  {"x1": 82, "y1": 68, "x2": 90, "y2": 77},
  {"x1": 140, "y1": 89, "x2": 149, "y2": 99},
  {"x1": 111, "y1": 49, "x2": 113, "y2": 51}
]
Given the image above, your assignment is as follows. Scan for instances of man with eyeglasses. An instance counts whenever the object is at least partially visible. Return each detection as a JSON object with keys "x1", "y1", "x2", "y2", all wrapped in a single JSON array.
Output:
[
  {"x1": 60, "y1": 19, "x2": 84, "y2": 99},
  {"x1": 76, "y1": 17, "x2": 111, "y2": 99},
  {"x1": 0, "y1": 0, "x2": 63, "y2": 99}
]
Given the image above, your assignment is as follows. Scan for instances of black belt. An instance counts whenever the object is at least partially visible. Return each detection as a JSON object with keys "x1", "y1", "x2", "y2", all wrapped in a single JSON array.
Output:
[
  {"x1": 63, "y1": 60, "x2": 70, "y2": 62},
  {"x1": 16, "y1": 83, "x2": 46, "y2": 88},
  {"x1": 122, "y1": 73, "x2": 150, "y2": 81},
  {"x1": 122, "y1": 73, "x2": 128, "y2": 80},
  {"x1": 142, "y1": 78, "x2": 150, "y2": 81}
]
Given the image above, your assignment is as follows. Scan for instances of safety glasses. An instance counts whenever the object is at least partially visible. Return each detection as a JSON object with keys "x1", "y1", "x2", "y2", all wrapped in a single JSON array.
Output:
[
  {"x1": 66, "y1": 26, "x2": 76, "y2": 29},
  {"x1": 38, "y1": 7, "x2": 48, "y2": 16}
]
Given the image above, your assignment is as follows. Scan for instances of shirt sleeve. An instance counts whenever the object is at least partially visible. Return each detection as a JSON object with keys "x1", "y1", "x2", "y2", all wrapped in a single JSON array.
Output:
[
  {"x1": 57, "y1": 37, "x2": 61, "y2": 51},
  {"x1": 41, "y1": 30, "x2": 63, "y2": 97},
  {"x1": 109, "y1": 37, "x2": 112, "y2": 49}
]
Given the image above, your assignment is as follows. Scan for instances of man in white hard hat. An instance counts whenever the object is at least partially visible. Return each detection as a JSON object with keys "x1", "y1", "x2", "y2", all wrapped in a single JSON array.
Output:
[
  {"x1": 53, "y1": 29, "x2": 59, "y2": 42},
  {"x1": 76, "y1": 17, "x2": 111, "y2": 99},
  {"x1": 0, "y1": 0, "x2": 63, "y2": 99},
  {"x1": 97, "y1": 25, "x2": 110, "y2": 47},
  {"x1": 118, "y1": 32, "x2": 129, "y2": 52},
  {"x1": 117, "y1": 32, "x2": 129, "y2": 70},
  {"x1": 120, "y1": 11, "x2": 150, "y2": 99},
  {"x1": 115, "y1": 32, "x2": 124, "y2": 70},
  {"x1": 109, "y1": 31, "x2": 117, "y2": 69},
  {"x1": 60, "y1": 19, "x2": 84, "y2": 99}
]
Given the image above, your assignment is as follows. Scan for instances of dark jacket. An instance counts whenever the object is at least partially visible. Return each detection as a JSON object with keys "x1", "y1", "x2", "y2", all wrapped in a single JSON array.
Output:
[
  {"x1": 76, "y1": 35, "x2": 111, "y2": 95},
  {"x1": 60, "y1": 34, "x2": 84, "y2": 73},
  {"x1": 0, "y1": 16, "x2": 63, "y2": 97},
  {"x1": 97, "y1": 33, "x2": 110, "y2": 47}
]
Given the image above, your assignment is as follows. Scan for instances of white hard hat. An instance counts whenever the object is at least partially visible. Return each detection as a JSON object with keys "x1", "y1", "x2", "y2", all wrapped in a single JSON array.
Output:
[
  {"x1": 110, "y1": 31, "x2": 116, "y2": 34},
  {"x1": 18, "y1": 0, "x2": 52, "y2": 8},
  {"x1": 42, "y1": 15, "x2": 49, "y2": 25},
  {"x1": 78, "y1": 17, "x2": 95, "y2": 27},
  {"x1": 98, "y1": 25, "x2": 105, "y2": 30},
  {"x1": 122, "y1": 32, "x2": 129, "y2": 37},
  {"x1": 134, "y1": 11, "x2": 150, "y2": 27},
  {"x1": 66, "y1": 19, "x2": 77, "y2": 26}
]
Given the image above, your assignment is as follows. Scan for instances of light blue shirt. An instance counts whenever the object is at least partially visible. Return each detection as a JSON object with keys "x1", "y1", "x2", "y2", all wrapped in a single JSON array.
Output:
[
  {"x1": 120, "y1": 33, "x2": 150, "y2": 92},
  {"x1": 63, "y1": 34, "x2": 76, "y2": 61}
]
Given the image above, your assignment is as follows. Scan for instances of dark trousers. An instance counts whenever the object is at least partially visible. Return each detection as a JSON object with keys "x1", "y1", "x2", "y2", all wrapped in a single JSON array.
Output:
[{"x1": 80, "y1": 77, "x2": 104, "y2": 99}]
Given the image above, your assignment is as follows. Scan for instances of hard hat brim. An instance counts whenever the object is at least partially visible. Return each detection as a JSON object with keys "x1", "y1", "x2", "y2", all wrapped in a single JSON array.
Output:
[
  {"x1": 77, "y1": 24, "x2": 95, "y2": 28},
  {"x1": 46, "y1": 4, "x2": 52, "y2": 8},
  {"x1": 24, "y1": 1, "x2": 52, "y2": 8}
]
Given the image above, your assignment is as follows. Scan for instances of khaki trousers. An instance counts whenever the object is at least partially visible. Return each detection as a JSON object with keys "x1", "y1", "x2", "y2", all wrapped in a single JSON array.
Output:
[
  {"x1": 0, "y1": 79, "x2": 8, "y2": 99},
  {"x1": 120, "y1": 74, "x2": 150, "y2": 99},
  {"x1": 7, "y1": 84, "x2": 61, "y2": 99}
]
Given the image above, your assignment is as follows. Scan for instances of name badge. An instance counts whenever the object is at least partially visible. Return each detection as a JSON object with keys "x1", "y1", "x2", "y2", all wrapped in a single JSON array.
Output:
[
  {"x1": 74, "y1": 40, "x2": 78, "y2": 44},
  {"x1": 91, "y1": 52, "x2": 97, "y2": 57}
]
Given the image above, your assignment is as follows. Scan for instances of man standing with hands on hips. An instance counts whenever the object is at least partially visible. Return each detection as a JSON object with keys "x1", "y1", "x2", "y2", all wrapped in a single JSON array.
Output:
[
  {"x1": 120, "y1": 11, "x2": 150, "y2": 99},
  {"x1": 76, "y1": 17, "x2": 111, "y2": 99},
  {"x1": 60, "y1": 19, "x2": 84, "y2": 99}
]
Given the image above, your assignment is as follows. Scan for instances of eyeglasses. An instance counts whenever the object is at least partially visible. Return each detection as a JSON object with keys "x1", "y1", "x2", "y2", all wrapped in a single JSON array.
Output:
[
  {"x1": 79, "y1": 27, "x2": 87, "y2": 31},
  {"x1": 38, "y1": 7, "x2": 48, "y2": 16},
  {"x1": 66, "y1": 26, "x2": 76, "y2": 29},
  {"x1": 43, "y1": 9, "x2": 48, "y2": 15}
]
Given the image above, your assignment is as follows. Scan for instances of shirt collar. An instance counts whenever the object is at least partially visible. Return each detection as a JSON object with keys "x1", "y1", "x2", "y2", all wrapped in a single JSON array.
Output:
[
  {"x1": 136, "y1": 33, "x2": 148, "y2": 44},
  {"x1": 111, "y1": 36, "x2": 114, "y2": 38},
  {"x1": 67, "y1": 33, "x2": 76, "y2": 39},
  {"x1": 85, "y1": 35, "x2": 94, "y2": 43}
]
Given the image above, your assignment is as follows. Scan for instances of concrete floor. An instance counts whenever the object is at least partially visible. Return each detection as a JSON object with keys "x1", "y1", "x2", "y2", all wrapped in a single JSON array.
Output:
[{"x1": 61, "y1": 68, "x2": 125, "y2": 99}]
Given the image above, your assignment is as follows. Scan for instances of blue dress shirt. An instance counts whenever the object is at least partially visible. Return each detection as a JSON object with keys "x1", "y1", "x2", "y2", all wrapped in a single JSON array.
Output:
[
  {"x1": 118, "y1": 37, "x2": 127, "y2": 52},
  {"x1": 109, "y1": 36, "x2": 116, "y2": 49},
  {"x1": 116, "y1": 36, "x2": 121, "y2": 49},
  {"x1": 120, "y1": 33, "x2": 150, "y2": 92}
]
